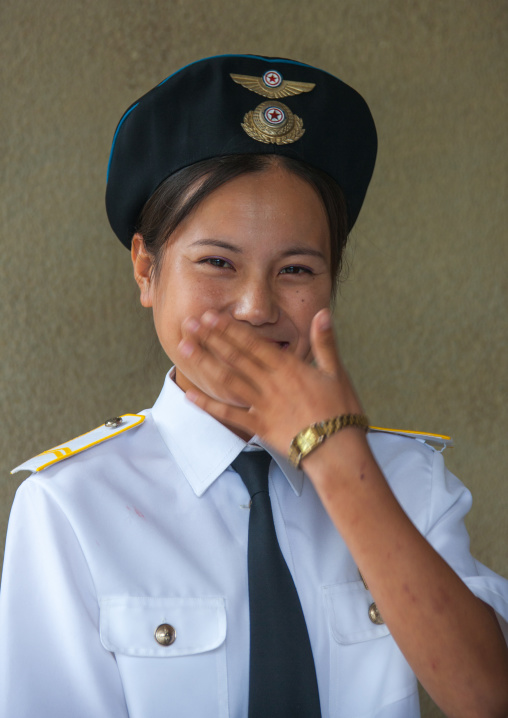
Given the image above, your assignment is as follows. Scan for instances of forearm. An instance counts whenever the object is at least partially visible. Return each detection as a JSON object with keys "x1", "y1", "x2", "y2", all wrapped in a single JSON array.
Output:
[{"x1": 303, "y1": 430, "x2": 508, "y2": 718}]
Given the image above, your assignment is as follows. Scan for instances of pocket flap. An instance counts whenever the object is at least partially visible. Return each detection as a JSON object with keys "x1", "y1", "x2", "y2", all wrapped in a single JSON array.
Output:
[
  {"x1": 323, "y1": 581, "x2": 390, "y2": 645},
  {"x1": 99, "y1": 596, "x2": 227, "y2": 657}
]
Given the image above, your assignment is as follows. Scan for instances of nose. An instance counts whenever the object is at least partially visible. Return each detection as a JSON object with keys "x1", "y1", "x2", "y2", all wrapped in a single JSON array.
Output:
[{"x1": 231, "y1": 278, "x2": 280, "y2": 326}]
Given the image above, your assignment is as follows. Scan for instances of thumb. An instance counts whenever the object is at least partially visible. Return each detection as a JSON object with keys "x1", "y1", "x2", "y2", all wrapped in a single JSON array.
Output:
[{"x1": 310, "y1": 308, "x2": 341, "y2": 377}]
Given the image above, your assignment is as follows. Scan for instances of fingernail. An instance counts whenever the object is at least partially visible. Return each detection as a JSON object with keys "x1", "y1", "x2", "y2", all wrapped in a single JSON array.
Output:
[
  {"x1": 184, "y1": 317, "x2": 200, "y2": 333},
  {"x1": 179, "y1": 339, "x2": 194, "y2": 358},
  {"x1": 319, "y1": 308, "x2": 332, "y2": 331},
  {"x1": 202, "y1": 310, "x2": 219, "y2": 327},
  {"x1": 186, "y1": 390, "x2": 198, "y2": 403}
]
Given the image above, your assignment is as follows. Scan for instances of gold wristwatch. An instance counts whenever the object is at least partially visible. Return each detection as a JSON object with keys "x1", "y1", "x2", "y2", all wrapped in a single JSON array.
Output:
[{"x1": 288, "y1": 414, "x2": 369, "y2": 468}]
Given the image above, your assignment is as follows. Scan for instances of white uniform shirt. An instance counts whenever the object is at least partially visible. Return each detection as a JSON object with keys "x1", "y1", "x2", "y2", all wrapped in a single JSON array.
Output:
[{"x1": 1, "y1": 372, "x2": 507, "y2": 718}]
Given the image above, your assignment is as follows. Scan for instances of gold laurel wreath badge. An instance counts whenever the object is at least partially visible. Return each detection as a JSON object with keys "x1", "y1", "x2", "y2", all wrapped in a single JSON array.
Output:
[{"x1": 241, "y1": 104, "x2": 305, "y2": 145}]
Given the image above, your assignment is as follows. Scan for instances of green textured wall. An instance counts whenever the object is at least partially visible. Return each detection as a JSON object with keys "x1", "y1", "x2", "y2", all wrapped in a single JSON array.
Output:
[{"x1": 1, "y1": 2, "x2": 506, "y2": 715}]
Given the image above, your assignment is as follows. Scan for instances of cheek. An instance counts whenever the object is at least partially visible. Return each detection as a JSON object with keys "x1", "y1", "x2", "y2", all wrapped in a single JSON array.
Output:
[
  {"x1": 149, "y1": 283, "x2": 186, "y2": 357},
  {"x1": 152, "y1": 279, "x2": 228, "y2": 354},
  {"x1": 293, "y1": 284, "x2": 331, "y2": 318}
]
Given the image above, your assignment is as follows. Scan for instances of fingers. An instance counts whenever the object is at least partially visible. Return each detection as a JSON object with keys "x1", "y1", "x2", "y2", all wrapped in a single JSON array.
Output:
[
  {"x1": 310, "y1": 308, "x2": 342, "y2": 378},
  {"x1": 177, "y1": 309, "x2": 367, "y2": 452},
  {"x1": 181, "y1": 310, "x2": 290, "y2": 378},
  {"x1": 177, "y1": 317, "x2": 260, "y2": 407},
  {"x1": 310, "y1": 309, "x2": 365, "y2": 415},
  {"x1": 185, "y1": 386, "x2": 261, "y2": 437},
  {"x1": 200, "y1": 311, "x2": 288, "y2": 370}
]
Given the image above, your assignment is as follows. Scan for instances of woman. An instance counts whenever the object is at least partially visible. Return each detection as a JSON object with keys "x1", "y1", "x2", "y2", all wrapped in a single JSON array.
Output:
[{"x1": 1, "y1": 54, "x2": 507, "y2": 718}]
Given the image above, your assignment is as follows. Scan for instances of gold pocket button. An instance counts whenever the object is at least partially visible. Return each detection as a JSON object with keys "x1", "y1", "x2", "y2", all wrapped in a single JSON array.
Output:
[
  {"x1": 154, "y1": 623, "x2": 176, "y2": 646},
  {"x1": 368, "y1": 602, "x2": 384, "y2": 625}
]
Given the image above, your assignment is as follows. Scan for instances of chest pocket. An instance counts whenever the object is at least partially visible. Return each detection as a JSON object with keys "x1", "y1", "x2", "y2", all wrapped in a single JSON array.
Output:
[
  {"x1": 323, "y1": 581, "x2": 417, "y2": 718},
  {"x1": 100, "y1": 596, "x2": 228, "y2": 718}
]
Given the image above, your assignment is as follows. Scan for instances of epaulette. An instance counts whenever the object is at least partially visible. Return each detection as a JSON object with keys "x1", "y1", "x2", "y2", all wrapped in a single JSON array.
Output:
[
  {"x1": 11, "y1": 414, "x2": 145, "y2": 474},
  {"x1": 369, "y1": 426, "x2": 453, "y2": 451}
]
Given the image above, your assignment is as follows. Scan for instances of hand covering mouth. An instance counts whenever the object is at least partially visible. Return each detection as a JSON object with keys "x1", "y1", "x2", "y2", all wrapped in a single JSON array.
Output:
[{"x1": 264, "y1": 339, "x2": 290, "y2": 350}]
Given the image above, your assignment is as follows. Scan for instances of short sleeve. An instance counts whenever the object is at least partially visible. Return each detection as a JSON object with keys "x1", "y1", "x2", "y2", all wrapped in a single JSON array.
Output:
[
  {"x1": 0, "y1": 478, "x2": 129, "y2": 718},
  {"x1": 425, "y1": 450, "x2": 508, "y2": 641}
]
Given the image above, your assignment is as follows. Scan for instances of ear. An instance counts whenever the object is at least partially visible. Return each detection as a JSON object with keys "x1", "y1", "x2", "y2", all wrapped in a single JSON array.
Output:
[{"x1": 131, "y1": 233, "x2": 155, "y2": 307}]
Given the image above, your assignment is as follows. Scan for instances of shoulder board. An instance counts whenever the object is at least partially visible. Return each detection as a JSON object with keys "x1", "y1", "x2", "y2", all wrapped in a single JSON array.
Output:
[
  {"x1": 369, "y1": 426, "x2": 453, "y2": 450},
  {"x1": 11, "y1": 414, "x2": 145, "y2": 474}
]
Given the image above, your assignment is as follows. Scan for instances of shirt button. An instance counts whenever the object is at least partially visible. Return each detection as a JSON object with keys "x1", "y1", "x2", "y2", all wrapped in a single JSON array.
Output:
[
  {"x1": 368, "y1": 602, "x2": 384, "y2": 625},
  {"x1": 154, "y1": 623, "x2": 176, "y2": 646}
]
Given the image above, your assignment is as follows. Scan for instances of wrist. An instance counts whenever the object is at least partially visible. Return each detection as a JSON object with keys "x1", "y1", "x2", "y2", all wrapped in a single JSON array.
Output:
[
  {"x1": 301, "y1": 428, "x2": 380, "y2": 498},
  {"x1": 288, "y1": 414, "x2": 369, "y2": 468}
]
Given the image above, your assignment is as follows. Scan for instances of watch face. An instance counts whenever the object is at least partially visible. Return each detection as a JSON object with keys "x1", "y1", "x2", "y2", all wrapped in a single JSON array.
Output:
[
  {"x1": 289, "y1": 422, "x2": 327, "y2": 467},
  {"x1": 298, "y1": 426, "x2": 324, "y2": 453}
]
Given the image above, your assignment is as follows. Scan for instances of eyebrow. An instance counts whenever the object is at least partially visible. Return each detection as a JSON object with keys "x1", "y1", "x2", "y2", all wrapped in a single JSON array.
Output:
[
  {"x1": 280, "y1": 246, "x2": 327, "y2": 261},
  {"x1": 190, "y1": 239, "x2": 327, "y2": 261},
  {"x1": 190, "y1": 239, "x2": 242, "y2": 253}
]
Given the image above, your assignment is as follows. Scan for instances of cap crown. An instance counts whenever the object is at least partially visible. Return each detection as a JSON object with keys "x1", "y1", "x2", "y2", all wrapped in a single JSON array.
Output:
[{"x1": 106, "y1": 54, "x2": 377, "y2": 247}]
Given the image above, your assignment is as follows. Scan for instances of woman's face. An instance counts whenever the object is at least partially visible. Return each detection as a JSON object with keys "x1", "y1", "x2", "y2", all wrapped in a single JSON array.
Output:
[{"x1": 133, "y1": 164, "x2": 333, "y2": 395}]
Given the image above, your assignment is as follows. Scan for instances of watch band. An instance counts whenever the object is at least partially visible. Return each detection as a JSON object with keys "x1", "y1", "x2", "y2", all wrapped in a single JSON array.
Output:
[{"x1": 288, "y1": 414, "x2": 369, "y2": 468}]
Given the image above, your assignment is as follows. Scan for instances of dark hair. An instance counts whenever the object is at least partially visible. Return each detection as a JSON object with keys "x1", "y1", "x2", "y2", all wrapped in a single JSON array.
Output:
[{"x1": 135, "y1": 154, "x2": 349, "y2": 292}]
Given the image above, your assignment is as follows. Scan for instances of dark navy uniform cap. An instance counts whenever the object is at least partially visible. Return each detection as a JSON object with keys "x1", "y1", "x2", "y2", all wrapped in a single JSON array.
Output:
[{"x1": 106, "y1": 54, "x2": 377, "y2": 248}]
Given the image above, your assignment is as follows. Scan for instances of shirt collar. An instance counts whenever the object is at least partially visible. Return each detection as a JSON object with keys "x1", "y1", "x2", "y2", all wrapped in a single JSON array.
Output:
[{"x1": 150, "y1": 371, "x2": 304, "y2": 497}]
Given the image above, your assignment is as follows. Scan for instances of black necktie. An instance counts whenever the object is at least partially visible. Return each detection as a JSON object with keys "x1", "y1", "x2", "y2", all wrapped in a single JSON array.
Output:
[{"x1": 232, "y1": 451, "x2": 322, "y2": 717}]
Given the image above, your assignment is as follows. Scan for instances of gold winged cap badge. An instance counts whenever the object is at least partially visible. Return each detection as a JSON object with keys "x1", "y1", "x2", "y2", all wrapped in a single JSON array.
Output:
[
  {"x1": 230, "y1": 71, "x2": 315, "y2": 99},
  {"x1": 231, "y1": 69, "x2": 314, "y2": 145}
]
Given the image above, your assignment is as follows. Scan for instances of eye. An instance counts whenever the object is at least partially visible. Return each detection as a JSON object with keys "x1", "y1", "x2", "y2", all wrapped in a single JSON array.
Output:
[
  {"x1": 199, "y1": 257, "x2": 234, "y2": 269},
  {"x1": 279, "y1": 265, "x2": 313, "y2": 275}
]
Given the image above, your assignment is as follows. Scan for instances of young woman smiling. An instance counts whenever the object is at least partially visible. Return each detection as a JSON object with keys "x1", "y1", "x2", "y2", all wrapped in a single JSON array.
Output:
[{"x1": 1, "y1": 55, "x2": 507, "y2": 718}]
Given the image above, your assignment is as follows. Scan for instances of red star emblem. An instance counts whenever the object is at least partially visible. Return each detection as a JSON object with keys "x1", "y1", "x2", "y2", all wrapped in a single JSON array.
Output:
[
  {"x1": 263, "y1": 70, "x2": 282, "y2": 87},
  {"x1": 264, "y1": 106, "x2": 285, "y2": 124}
]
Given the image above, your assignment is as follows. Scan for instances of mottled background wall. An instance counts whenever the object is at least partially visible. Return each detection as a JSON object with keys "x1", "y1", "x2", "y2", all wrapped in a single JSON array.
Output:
[{"x1": 1, "y1": 1, "x2": 506, "y2": 715}]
